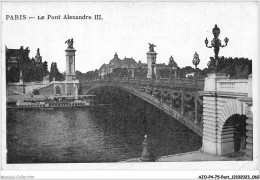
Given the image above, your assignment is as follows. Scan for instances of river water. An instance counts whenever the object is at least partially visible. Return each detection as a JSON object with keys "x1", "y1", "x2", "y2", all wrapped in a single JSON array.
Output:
[{"x1": 7, "y1": 89, "x2": 202, "y2": 163}]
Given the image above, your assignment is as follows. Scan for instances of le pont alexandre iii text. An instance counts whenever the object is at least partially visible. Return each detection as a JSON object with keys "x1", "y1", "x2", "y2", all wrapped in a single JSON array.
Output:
[{"x1": 6, "y1": 14, "x2": 103, "y2": 20}]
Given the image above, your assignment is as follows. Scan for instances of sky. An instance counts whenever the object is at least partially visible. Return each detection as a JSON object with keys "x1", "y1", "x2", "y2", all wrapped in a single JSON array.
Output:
[{"x1": 2, "y1": 1, "x2": 258, "y2": 73}]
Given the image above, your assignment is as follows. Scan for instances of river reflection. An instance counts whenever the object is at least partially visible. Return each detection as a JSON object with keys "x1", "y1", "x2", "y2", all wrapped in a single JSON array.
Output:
[{"x1": 7, "y1": 94, "x2": 202, "y2": 163}]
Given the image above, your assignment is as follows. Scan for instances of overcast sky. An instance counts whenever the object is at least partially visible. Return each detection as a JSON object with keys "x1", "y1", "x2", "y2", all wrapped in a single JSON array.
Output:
[{"x1": 2, "y1": 1, "x2": 258, "y2": 73}]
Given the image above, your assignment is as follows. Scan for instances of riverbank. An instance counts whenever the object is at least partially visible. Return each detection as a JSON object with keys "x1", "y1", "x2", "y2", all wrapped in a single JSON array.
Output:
[
  {"x1": 7, "y1": 94, "x2": 46, "y2": 102},
  {"x1": 122, "y1": 150, "x2": 250, "y2": 162}
]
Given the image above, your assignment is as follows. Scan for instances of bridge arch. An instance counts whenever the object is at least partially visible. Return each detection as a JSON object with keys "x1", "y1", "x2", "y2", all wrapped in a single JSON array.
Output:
[
  {"x1": 203, "y1": 97, "x2": 249, "y2": 155},
  {"x1": 220, "y1": 114, "x2": 247, "y2": 155},
  {"x1": 83, "y1": 83, "x2": 203, "y2": 137}
]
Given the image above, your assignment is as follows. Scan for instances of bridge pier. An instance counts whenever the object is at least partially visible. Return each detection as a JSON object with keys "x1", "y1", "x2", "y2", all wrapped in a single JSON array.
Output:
[
  {"x1": 201, "y1": 73, "x2": 230, "y2": 155},
  {"x1": 201, "y1": 73, "x2": 253, "y2": 157}
]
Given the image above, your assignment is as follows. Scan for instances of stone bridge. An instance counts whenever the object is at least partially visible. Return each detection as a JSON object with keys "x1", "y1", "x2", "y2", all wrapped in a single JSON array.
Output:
[
  {"x1": 83, "y1": 77, "x2": 205, "y2": 137},
  {"x1": 82, "y1": 74, "x2": 253, "y2": 158}
]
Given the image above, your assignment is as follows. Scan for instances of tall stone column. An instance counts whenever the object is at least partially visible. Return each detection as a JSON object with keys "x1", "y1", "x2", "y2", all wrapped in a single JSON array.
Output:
[
  {"x1": 65, "y1": 40, "x2": 76, "y2": 81},
  {"x1": 147, "y1": 44, "x2": 157, "y2": 79},
  {"x1": 64, "y1": 38, "x2": 79, "y2": 96}
]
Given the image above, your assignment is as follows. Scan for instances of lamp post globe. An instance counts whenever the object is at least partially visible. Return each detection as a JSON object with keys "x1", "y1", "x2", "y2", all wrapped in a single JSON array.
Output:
[
  {"x1": 192, "y1": 52, "x2": 200, "y2": 68},
  {"x1": 205, "y1": 38, "x2": 209, "y2": 46},
  {"x1": 205, "y1": 24, "x2": 229, "y2": 73},
  {"x1": 224, "y1": 37, "x2": 229, "y2": 45},
  {"x1": 212, "y1": 24, "x2": 220, "y2": 38}
]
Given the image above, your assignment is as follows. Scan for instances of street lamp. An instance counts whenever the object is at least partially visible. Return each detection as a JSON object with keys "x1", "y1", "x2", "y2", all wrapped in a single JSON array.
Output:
[
  {"x1": 192, "y1": 52, "x2": 200, "y2": 92},
  {"x1": 192, "y1": 52, "x2": 200, "y2": 124},
  {"x1": 205, "y1": 24, "x2": 229, "y2": 73}
]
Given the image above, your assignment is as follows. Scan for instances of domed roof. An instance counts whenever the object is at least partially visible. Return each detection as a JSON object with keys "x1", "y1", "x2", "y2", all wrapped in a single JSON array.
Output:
[{"x1": 109, "y1": 52, "x2": 122, "y2": 66}]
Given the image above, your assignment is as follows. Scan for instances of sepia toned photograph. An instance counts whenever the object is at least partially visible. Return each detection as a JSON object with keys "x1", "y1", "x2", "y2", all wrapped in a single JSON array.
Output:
[{"x1": 1, "y1": 1, "x2": 259, "y2": 179}]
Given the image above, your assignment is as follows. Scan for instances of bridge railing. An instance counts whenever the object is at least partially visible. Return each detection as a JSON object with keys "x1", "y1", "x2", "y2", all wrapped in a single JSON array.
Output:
[
  {"x1": 116, "y1": 83, "x2": 203, "y2": 135},
  {"x1": 83, "y1": 77, "x2": 205, "y2": 132},
  {"x1": 138, "y1": 86, "x2": 204, "y2": 126},
  {"x1": 104, "y1": 77, "x2": 205, "y2": 90}
]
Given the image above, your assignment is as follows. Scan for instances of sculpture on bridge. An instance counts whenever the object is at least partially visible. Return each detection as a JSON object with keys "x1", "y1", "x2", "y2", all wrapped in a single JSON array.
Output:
[
  {"x1": 148, "y1": 43, "x2": 156, "y2": 52},
  {"x1": 37, "y1": 48, "x2": 40, "y2": 55},
  {"x1": 65, "y1": 38, "x2": 74, "y2": 48}
]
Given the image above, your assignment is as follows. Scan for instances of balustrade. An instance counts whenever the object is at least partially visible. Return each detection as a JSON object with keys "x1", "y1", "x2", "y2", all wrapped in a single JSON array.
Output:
[
  {"x1": 138, "y1": 84, "x2": 203, "y2": 127},
  {"x1": 83, "y1": 77, "x2": 205, "y2": 133}
]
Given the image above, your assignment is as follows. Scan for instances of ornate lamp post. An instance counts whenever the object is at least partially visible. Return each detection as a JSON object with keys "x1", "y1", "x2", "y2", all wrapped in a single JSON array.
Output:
[
  {"x1": 205, "y1": 24, "x2": 229, "y2": 73},
  {"x1": 192, "y1": 52, "x2": 200, "y2": 124},
  {"x1": 192, "y1": 52, "x2": 200, "y2": 92}
]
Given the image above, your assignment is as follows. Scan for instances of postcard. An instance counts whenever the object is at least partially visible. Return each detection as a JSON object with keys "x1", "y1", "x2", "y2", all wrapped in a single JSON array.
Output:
[{"x1": 1, "y1": 1, "x2": 259, "y2": 179}]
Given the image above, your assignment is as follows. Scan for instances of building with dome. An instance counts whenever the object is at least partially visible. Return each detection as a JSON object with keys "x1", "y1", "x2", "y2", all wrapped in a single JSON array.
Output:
[
  {"x1": 99, "y1": 52, "x2": 145, "y2": 78},
  {"x1": 99, "y1": 52, "x2": 179, "y2": 79}
]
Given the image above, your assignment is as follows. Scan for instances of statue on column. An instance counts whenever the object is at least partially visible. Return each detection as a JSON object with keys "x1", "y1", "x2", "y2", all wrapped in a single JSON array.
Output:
[
  {"x1": 37, "y1": 48, "x2": 40, "y2": 55},
  {"x1": 148, "y1": 43, "x2": 156, "y2": 52},
  {"x1": 65, "y1": 38, "x2": 74, "y2": 48}
]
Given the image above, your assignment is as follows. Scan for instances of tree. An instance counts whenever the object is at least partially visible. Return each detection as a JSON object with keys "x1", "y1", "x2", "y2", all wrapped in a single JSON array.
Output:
[
  {"x1": 200, "y1": 68, "x2": 209, "y2": 77},
  {"x1": 206, "y1": 57, "x2": 252, "y2": 78},
  {"x1": 85, "y1": 69, "x2": 99, "y2": 79},
  {"x1": 7, "y1": 66, "x2": 20, "y2": 82},
  {"x1": 178, "y1": 66, "x2": 195, "y2": 78},
  {"x1": 158, "y1": 69, "x2": 170, "y2": 78},
  {"x1": 42, "y1": 61, "x2": 49, "y2": 77},
  {"x1": 49, "y1": 62, "x2": 64, "y2": 81}
]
